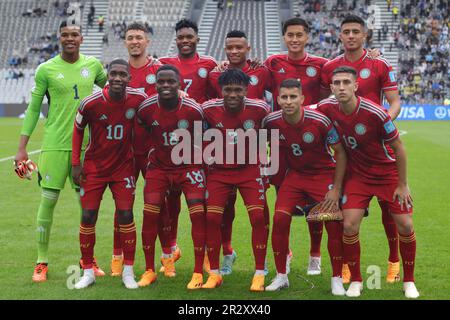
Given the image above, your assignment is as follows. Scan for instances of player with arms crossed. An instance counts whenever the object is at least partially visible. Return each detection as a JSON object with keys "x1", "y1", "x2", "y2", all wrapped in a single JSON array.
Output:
[
  {"x1": 317, "y1": 66, "x2": 418, "y2": 298},
  {"x1": 202, "y1": 69, "x2": 270, "y2": 291},
  {"x1": 263, "y1": 79, "x2": 347, "y2": 295},
  {"x1": 14, "y1": 21, "x2": 107, "y2": 282},
  {"x1": 320, "y1": 15, "x2": 402, "y2": 284},
  {"x1": 72, "y1": 59, "x2": 146, "y2": 289},
  {"x1": 137, "y1": 64, "x2": 206, "y2": 289}
]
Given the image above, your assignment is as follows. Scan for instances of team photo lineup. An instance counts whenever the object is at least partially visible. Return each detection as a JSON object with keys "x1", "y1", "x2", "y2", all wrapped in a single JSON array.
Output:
[{"x1": 5, "y1": 0, "x2": 449, "y2": 301}]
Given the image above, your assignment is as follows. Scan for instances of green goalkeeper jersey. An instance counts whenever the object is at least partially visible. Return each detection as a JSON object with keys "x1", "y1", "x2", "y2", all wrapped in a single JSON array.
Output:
[{"x1": 21, "y1": 54, "x2": 107, "y2": 151}]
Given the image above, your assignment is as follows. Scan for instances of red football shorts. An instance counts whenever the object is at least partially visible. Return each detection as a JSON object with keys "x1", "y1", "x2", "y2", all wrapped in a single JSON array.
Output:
[
  {"x1": 268, "y1": 153, "x2": 288, "y2": 187},
  {"x1": 80, "y1": 174, "x2": 136, "y2": 210},
  {"x1": 275, "y1": 170, "x2": 334, "y2": 213},
  {"x1": 144, "y1": 166, "x2": 206, "y2": 204},
  {"x1": 342, "y1": 177, "x2": 413, "y2": 214},
  {"x1": 207, "y1": 165, "x2": 266, "y2": 208}
]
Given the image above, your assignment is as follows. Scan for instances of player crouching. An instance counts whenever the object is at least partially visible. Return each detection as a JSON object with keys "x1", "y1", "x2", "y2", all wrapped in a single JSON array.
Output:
[
  {"x1": 71, "y1": 59, "x2": 147, "y2": 289},
  {"x1": 263, "y1": 79, "x2": 347, "y2": 295},
  {"x1": 317, "y1": 66, "x2": 419, "y2": 298}
]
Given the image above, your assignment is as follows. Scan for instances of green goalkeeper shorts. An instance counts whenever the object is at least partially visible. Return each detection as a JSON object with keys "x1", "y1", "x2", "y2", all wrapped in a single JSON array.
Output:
[{"x1": 37, "y1": 151, "x2": 79, "y2": 190}]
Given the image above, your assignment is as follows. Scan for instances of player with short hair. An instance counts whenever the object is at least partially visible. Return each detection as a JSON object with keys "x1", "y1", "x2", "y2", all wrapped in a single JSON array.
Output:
[
  {"x1": 71, "y1": 59, "x2": 146, "y2": 289},
  {"x1": 158, "y1": 19, "x2": 218, "y2": 270},
  {"x1": 14, "y1": 21, "x2": 107, "y2": 282},
  {"x1": 264, "y1": 17, "x2": 329, "y2": 276},
  {"x1": 206, "y1": 29, "x2": 273, "y2": 275},
  {"x1": 137, "y1": 64, "x2": 206, "y2": 290},
  {"x1": 320, "y1": 14, "x2": 402, "y2": 284},
  {"x1": 201, "y1": 68, "x2": 270, "y2": 291},
  {"x1": 317, "y1": 66, "x2": 418, "y2": 299},
  {"x1": 263, "y1": 79, "x2": 347, "y2": 295}
]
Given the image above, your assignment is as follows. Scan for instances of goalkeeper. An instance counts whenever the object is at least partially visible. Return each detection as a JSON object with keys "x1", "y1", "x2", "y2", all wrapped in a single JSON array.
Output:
[
  {"x1": 262, "y1": 79, "x2": 347, "y2": 295},
  {"x1": 14, "y1": 21, "x2": 107, "y2": 282}
]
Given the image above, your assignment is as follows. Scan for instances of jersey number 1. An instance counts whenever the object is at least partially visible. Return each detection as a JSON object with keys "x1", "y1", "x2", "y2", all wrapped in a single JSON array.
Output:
[{"x1": 73, "y1": 85, "x2": 79, "y2": 100}]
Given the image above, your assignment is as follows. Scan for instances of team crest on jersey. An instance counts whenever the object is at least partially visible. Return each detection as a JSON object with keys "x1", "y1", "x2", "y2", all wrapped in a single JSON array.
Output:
[
  {"x1": 355, "y1": 123, "x2": 366, "y2": 135},
  {"x1": 250, "y1": 75, "x2": 259, "y2": 86},
  {"x1": 80, "y1": 68, "x2": 90, "y2": 78},
  {"x1": 198, "y1": 68, "x2": 208, "y2": 78},
  {"x1": 359, "y1": 68, "x2": 371, "y2": 79},
  {"x1": 125, "y1": 108, "x2": 136, "y2": 119},
  {"x1": 243, "y1": 120, "x2": 255, "y2": 130},
  {"x1": 146, "y1": 74, "x2": 156, "y2": 84},
  {"x1": 306, "y1": 66, "x2": 317, "y2": 77},
  {"x1": 178, "y1": 119, "x2": 189, "y2": 129},
  {"x1": 303, "y1": 132, "x2": 315, "y2": 143}
]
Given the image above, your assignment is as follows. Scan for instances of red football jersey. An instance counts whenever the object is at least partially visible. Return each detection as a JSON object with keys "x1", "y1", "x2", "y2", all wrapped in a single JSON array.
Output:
[
  {"x1": 159, "y1": 53, "x2": 217, "y2": 103},
  {"x1": 202, "y1": 97, "x2": 270, "y2": 169},
  {"x1": 320, "y1": 50, "x2": 398, "y2": 105},
  {"x1": 207, "y1": 61, "x2": 272, "y2": 99},
  {"x1": 73, "y1": 86, "x2": 147, "y2": 178},
  {"x1": 316, "y1": 97, "x2": 400, "y2": 184},
  {"x1": 263, "y1": 107, "x2": 340, "y2": 175},
  {"x1": 264, "y1": 53, "x2": 328, "y2": 110},
  {"x1": 137, "y1": 95, "x2": 204, "y2": 171},
  {"x1": 128, "y1": 57, "x2": 163, "y2": 156}
]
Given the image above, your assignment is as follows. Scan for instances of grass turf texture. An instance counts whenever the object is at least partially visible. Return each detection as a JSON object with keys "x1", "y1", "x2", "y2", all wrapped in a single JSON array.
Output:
[{"x1": 0, "y1": 118, "x2": 449, "y2": 300}]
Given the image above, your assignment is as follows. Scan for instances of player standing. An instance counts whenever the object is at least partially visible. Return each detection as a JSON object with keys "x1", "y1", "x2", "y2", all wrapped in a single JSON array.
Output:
[
  {"x1": 158, "y1": 19, "x2": 217, "y2": 268},
  {"x1": 263, "y1": 79, "x2": 347, "y2": 295},
  {"x1": 14, "y1": 21, "x2": 107, "y2": 282},
  {"x1": 72, "y1": 59, "x2": 146, "y2": 289},
  {"x1": 201, "y1": 69, "x2": 270, "y2": 291},
  {"x1": 264, "y1": 17, "x2": 329, "y2": 276},
  {"x1": 317, "y1": 66, "x2": 418, "y2": 298},
  {"x1": 320, "y1": 15, "x2": 402, "y2": 283},
  {"x1": 137, "y1": 65, "x2": 206, "y2": 289},
  {"x1": 207, "y1": 30, "x2": 273, "y2": 275}
]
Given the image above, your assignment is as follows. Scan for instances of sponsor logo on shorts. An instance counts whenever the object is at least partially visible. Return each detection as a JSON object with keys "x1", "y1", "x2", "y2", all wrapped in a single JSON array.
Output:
[
  {"x1": 303, "y1": 132, "x2": 315, "y2": 143},
  {"x1": 178, "y1": 119, "x2": 189, "y2": 129},
  {"x1": 125, "y1": 108, "x2": 135, "y2": 119},
  {"x1": 198, "y1": 68, "x2": 208, "y2": 78},
  {"x1": 341, "y1": 194, "x2": 347, "y2": 204},
  {"x1": 80, "y1": 68, "x2": 90, "y2": 78},
  {"x1": 355, "y1": 123, "x2": 367, "y2": 135},
  {"x1": 146, "y1": 74, "x2": 156, "y2": 84},
  {"x1": 306, "y1": 66, "x2": 317, "y2": 77},
  {"x1": 359, "y1": 68, "x2": 371, "y2": 79},
  {"x1": 79, "y1": 188, "x2": 85, "y2": 197}
]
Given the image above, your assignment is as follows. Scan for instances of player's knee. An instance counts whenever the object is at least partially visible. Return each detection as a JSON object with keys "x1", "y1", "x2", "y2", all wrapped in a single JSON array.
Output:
[
  {"x1": 343, "y1": 220, "x2": 359, "y2": 235},
  {"x1": 117, "y1": 210, "x2": 134, "y2": 225},
  {"x1": 81, "y1": 209, "x2": 98, "y2": 225},
  {"x1": 397, "y1": 219, "x2": 414, "y2": 235},
  {"x1": 273, "y1": 211, "x2": 291, "y2": 231}
]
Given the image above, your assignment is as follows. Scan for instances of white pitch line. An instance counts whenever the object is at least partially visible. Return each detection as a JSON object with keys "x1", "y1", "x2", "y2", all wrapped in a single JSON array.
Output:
[
  {"x1": 0, "y1": 149, "x2": 41, "y2": 163},
  {"x1": 399, "y1": 130, "x2": 408, "y2": 136}
]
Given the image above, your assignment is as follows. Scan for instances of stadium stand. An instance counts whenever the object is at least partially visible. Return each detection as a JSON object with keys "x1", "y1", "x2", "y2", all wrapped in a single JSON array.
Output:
[
  {"x1": 202, "y1": 0, "x2": 268, "y2": 61},
  {"x1": 101, "y1": 0, "x2": 190, "y2": 64},
  {"x1": 0, "y1": 0, "x2": 448, "y2": 105}
]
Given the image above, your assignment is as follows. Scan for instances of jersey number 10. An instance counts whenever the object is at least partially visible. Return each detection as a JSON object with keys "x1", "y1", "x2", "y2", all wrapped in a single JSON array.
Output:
[{"x1": 106, "y1": 125, "x2": 124, "y2": 140}]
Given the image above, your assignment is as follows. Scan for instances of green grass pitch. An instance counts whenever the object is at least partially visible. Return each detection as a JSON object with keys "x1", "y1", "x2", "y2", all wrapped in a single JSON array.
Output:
[{"x1": 1, "y1": 118, "x2": 449, "y2": 300}]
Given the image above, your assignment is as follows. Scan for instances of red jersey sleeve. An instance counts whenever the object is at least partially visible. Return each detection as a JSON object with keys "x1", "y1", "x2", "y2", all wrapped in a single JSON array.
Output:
[
  {"x1": 380, "y1": 114, "x2": 399, "y2": 142},
  {"x1": 378, "y1": 58, "x2": 398, "y2": 93},
  {"x1": 72, "y1": 100, "x2": 90, "y2": 166}
]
